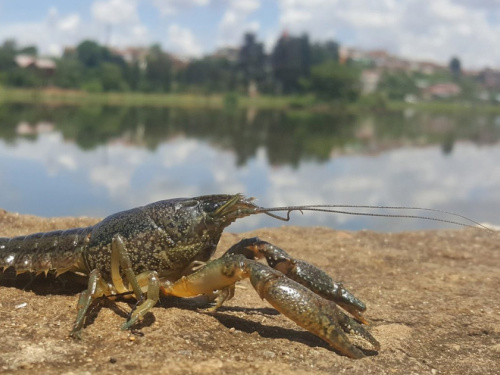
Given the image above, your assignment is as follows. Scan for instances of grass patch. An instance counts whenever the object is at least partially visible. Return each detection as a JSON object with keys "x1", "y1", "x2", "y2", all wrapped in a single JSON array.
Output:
[
  {"x1": 0, "y1": 87, "x2": 315, "y2": 110},
  {"x1": 387, "y1": 99, "x2": 500, "y2": 114},
  {"x1": 2, "y1": 87, "x2": 500, "y2": 114}
]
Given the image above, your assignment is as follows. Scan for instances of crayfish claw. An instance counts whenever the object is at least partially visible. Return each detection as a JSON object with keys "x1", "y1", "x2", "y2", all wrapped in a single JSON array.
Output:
[
  {"x1": 337, "y1": 311, "x2": 380, "y2": 350},
  {"x1": 247, "y1": 261, "x2": 378, "y2": 359}
]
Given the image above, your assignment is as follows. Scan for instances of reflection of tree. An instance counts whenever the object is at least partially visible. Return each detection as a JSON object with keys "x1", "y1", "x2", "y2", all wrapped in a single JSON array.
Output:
[
  {"x1": 1, "y1": 104, "x2": 500, "y2": 165},
  {"x1": 0, "y1": 103, "x2": 45, "y2": 143},
  {"x1": 441, "y1": 133, "x2": 455, "y2": 155}
]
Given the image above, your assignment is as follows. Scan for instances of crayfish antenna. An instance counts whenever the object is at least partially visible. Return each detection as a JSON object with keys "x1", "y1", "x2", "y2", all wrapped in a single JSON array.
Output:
[
  {"x1": 257, "y1": 204, "x2": 496, "y2": 232},
  {"x1": 263, "y1": 209, "x2": 304, "y2": 222}
]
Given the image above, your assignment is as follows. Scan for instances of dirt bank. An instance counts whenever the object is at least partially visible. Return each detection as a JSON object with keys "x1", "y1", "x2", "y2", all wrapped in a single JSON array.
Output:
[{"x1": 0, "y1": 210, "x2": 499, "y2": 374}]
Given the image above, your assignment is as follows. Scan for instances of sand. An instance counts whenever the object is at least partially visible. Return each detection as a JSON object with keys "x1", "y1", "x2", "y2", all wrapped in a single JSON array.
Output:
[{"x1": 0, "y1": 209, "x2": 499, "y2": 374}]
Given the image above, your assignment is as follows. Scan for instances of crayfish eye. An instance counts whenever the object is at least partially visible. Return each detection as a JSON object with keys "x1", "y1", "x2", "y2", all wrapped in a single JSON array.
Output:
[{"x1": 202, "y1": 201, "x2": 224, "y2": 213}]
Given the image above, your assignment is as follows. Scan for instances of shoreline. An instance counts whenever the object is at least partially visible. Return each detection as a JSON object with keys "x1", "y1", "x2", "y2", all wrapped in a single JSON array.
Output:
[{"x1": 2, "y1": 87, "x2": 500, "y2": 114}]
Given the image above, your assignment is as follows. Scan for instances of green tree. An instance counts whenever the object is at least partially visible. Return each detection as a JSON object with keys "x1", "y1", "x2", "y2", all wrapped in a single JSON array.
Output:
[
  {"x1": 0, "y1": 40, "x2": 39, "y2": 87},
  {"x1": 238, "y1": 33, "x2": 265, "y2": 92},
  {"x1": 378, "y1": 72, "x2": 418, "y2": 100},
  {"x1": 54, "y1": 59, "x2": 84, "y2": 88},
  {"x1": 76, "y1": 40, "x2": 109, "y2": 68},
  {"x1": 123, "y1": 61, "x2": 142, "y2": 91},
  {"x1": 272, "y1": 33, "x2": 311, "y2": 93},
  {"x1": 456, "y1": 75, "x2": 480, "y2": 101},
  {"x1": 6, "y1": 67, "x2": 41, "y2": 87},
  {"x1": 18, "y1": 45, "x2": 38, "y2": 56},
  {"x1": 143, "y1": 44, "x2": 172, "y2": 92},
  {"x1": 2, "y1": 39, "x2": 17, "y2": 52},
  {"x1": 0, "y1": 48, "x2": 15, "y2": 71},
  {"x1": 307, "y1": 60, "x2": 360, "y2": 102},
  {"x1": 99, "y1": 62, "x2": 128, "y2": 91},
  {"x1": 449, "y1": 56, "x2": 461, "y2": 80},
  {"x1": 74, "y1": 40, "x2": 129, "y2": 91},
  {"x1": 179, "y1": 57, "x2": 235, "y2": 93},
  {"x1": 311, "y1": 40, "x2": 339, "y2": 65}
]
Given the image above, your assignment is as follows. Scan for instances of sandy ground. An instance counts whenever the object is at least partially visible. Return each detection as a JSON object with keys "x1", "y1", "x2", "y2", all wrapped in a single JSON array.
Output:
[{"x1": 0, "y1": 209, "x2": 499, "y2": 375}]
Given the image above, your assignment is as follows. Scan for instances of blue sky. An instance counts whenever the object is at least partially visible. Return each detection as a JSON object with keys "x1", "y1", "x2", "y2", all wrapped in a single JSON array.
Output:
[{"x1": 0, "y1": 0, "x2": 499, "y2": 69}]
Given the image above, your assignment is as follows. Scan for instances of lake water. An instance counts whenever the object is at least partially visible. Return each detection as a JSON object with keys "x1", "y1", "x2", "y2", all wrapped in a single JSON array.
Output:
[{"x1": 0, "y1": 103, "x2": 499, "y2": 232}]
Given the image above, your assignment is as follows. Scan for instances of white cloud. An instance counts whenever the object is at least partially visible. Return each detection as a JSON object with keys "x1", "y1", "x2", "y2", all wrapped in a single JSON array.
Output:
[
  {"x1": 233, "y1": 0, "x2": 260, "y2": 13},
  {"x1": 455, "y1": 0, "x2": 500, "y2": 9},
  {"x1": 90, "y1": 164, "x2": 133, "y2": 196},
  {"x1": 430, "y1": 0, "x2": 468, "y2": 20},
  {"x1": 57, "y1": 154, "x2": 78, "y2": 171},
  {"x1": 275, "y1": 0, "x2": 500, "y2": 68},
  {"x1": 395, "y1": 0, "x2": 500, "y2": 67},
  {"x1": 166, "y1": 24, "x2": 202, "y2": 57},
  {"x1": 217, "y1": 0, "x2": 261, "y2": 47},
  {"x1": 89, "y1": 0, "x2": 149, "y2": 47},
  {"x1": 91, "y1": 0, "x2": 139, "y2": 25},
  {"x1": 57, "y1": 14, "x2": 81, "y2": 32},
  {"x1": 131, "y1": 24, "x2": 148, "y2": 39},
  {"x1": 0, "y1": 8, "x2": 84, "y2": 56},
  {"x1": 150, "y1": 0, "x2": 210, "y2": 16}
]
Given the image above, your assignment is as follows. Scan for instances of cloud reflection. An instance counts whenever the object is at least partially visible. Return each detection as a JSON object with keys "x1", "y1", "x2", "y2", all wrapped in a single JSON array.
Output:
[{"x1": 0, "y1": 130, "x2": 499, "y2": 233}]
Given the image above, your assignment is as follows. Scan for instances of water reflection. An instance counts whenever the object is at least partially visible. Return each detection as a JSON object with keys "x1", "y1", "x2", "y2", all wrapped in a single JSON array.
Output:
[{"x1": 0, "y1": 103, "x2": 499, "y2": 232}]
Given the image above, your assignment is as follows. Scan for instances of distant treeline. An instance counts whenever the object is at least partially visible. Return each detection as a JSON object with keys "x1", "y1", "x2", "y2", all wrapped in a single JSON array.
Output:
[
  {"x1": 1, "y1": 33, "x2": 485, "y2": 105},
  {"x1": 0, "y1": 33, "x2": 362, "y2": 102}
]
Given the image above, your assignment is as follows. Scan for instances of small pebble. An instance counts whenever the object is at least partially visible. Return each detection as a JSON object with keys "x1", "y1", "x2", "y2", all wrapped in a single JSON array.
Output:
[
  {"x1": 15, "y1": 302, "x2": 27, "y2": 309},
  {"x1": 262, "y1": 350, "x2": 276, "y2": 359}
]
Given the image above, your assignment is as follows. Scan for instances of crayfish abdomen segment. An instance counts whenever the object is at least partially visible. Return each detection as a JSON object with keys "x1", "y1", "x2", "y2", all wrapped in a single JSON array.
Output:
[{"x1": 0, "y1": 227, "x2": 92, "y2": 275}]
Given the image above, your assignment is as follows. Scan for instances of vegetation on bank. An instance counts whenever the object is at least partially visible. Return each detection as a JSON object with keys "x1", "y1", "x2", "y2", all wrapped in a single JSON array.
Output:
[
  {"x1": 0, "y1": 87, "x2": 315, "y2": 109},
  {"x1": 0, "y1": 36, "x2": 350, "y2": 100},
  {"x1": 2, "y1": 86, "x2": 500, "y2": 115},
  {"x1": 3, "y1": 33, "x2": 498, "y2": 112}
]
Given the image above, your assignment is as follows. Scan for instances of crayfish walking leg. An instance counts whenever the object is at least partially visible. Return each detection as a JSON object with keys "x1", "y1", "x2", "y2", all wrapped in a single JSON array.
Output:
[
  {"x1": 70, "y1": 269, "x2": 110, "y2": 339},
  {"x1": 70, "y1": 234, "x2": 161, "y2": 338},
  {"x1": 111, "y1": 235, "x2": 161, "y2": 330}
]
